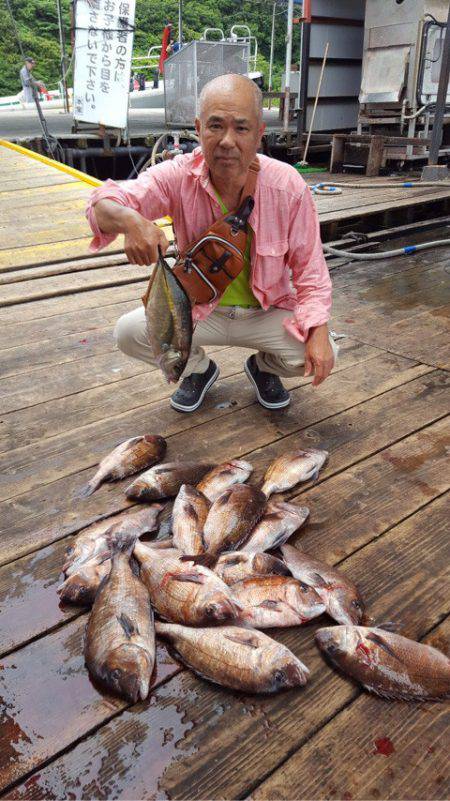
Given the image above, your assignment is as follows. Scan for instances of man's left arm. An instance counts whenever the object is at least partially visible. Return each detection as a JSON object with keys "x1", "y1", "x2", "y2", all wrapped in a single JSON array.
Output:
[{"x1": 287, "y1": 185, "x2": 334, "y2": 387}]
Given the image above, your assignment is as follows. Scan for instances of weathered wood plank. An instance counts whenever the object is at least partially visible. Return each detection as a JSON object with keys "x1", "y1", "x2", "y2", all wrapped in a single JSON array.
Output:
[
  {"x1": 0, "y1": 618, "x2": 180, "y2": 795},
  {"x1": 0, "y1": 369, "x2": 446, "y2": 658},
  {"x1": 0, "y1": 349, "x2": 424, "y2": 514},
  {"x1": 4, "y1": 493, "x2": 447, "y2": 801},
  {"x1": 251, "y1": 621, "x2": 450, "y2": 801},
  {"x1": 0, "y1": 253, "x2": 128, "y2": 283}
]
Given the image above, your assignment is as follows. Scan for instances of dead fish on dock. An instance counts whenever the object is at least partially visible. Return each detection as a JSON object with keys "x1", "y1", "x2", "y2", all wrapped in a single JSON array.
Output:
[
  {"x1": 58, "y1": 557, "x2": 111, "y2": 606},
  {"x1": 134, "y1": 542, "x2": 241, "y2": 625},
  {"x1": 63, "y1": 504, "x2": 163, "y2": 575},
  {"x1": 232, "y1": 575, "x2": 326, "y2": 628},
  {"x1": 281, "y1": 544, "x2": 364, "y2": 625},
  {"x1": 203, "y1": 484, "x2": 267, "y2": 555},
  {"x1": 242, "y1": 500, "x2": 309, "y2": 552},
  {"x1": 214, "y1": 551, "x2": 291, "y2": 586},
  {"x1": 143, "y1": 249, "x2": 192, "y2": 383},
  {"x1": 79, "y1": 434, "x2": 167, "y2": 498},
  {"x1": 126, "y1": 462, "x2": 214, "y2": 502},
  {"x1": 155, "y1": 622, "x2": 310, "y2": 693},
  {"x1": 315, "y1": 626, "x2": 450, "y2": 701},
  {"x1": 197, "y1": 460, "x2": 254, "y2": 502},
  {"x1": 172, "y1": 484, "x2": 210, "y2": 555},
  {"x1": 84, "y1": 537, "x2": 155, "y2": 702},
  {"x1": 261, "y1": 448, "x2": 328, "y2": 497}
]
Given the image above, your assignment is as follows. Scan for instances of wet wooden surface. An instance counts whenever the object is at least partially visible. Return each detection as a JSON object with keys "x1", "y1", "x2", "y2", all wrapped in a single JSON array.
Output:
[{"x1": 0, "y1": 147, "x2": 449, "y2": 800}]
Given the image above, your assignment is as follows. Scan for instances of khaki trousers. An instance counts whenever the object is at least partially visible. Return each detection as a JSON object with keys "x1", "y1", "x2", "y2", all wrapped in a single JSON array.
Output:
[{"x1": 114, "y1": 305, "x2": 338, "y2": 379}]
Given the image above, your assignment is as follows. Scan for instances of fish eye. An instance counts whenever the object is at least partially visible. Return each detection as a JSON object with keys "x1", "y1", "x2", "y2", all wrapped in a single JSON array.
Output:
[
  {"x1": 326, "y1": 643, "x2": 338, "y2": 655},
  {"x1": 273, "y1": 669, "x2": 286, "y2": 685},
  {"x1": 205, "y1": 603, "x2": 217, "y2": 617},
  {"x1": 351, "y1": 600, "x2": 362, "y2": 609}
]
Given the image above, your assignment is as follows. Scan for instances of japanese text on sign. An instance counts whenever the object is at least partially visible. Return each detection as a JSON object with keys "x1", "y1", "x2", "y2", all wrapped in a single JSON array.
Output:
[{"x1": 73, "y1": 0, "x2": 136, "y2": 128}]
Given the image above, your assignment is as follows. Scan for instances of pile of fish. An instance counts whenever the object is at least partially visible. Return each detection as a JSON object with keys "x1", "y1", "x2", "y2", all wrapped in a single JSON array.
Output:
[{"x1": 58, "y1": 435, "x2": 450, "y2": 704}]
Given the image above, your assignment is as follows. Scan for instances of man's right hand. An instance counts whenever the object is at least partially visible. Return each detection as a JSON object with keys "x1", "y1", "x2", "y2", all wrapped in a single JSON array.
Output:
[{"x1": 124, "y1": 215, "x2": 169, "y2": 266}]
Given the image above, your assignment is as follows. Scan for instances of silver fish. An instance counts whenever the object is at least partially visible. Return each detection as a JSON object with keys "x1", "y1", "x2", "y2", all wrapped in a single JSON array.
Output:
[
  {"x1": 242, "y1": 500, "x2": 310, "y2": 552},
  {"x1": 126, "y1": 462, "x2": 214, "y2": 502},
  {"x1": 315, "y1": 626, "x2": 450, "y2": 701},
  {"x1": 134, "y1": 542, "x2": 241, "y2": 626},
  {"x1": 203, "y1": 484, "x2": 267, "y2": 555},
  {"x1": 197, "y1": 460, "x2": 254, "y2": 502},
  {"x1": 232, "y1": 575, "x2": 326, "y2": 628},
  {"x1": 281, "y1": 544, "x2": 364, "y2": 624},
  {"x1": 214, "y1": 551, "x2": 291, "y2": 585},
  {"x1": 261, "y1": 448, "x2": 328, "y2": 497},
  {"x1": 84, "y1": 537, "x2": 155, "y2": 702},
  {"x1": 79, "y1": 434, "x2": 167, "y2": 497},
  {"x1": 143, "y1": 253, "x2": 192, "y2": 383},
  {"x1": 63, "y1": 504, "x2": 163, "y2": 575},
  {"x1": 172, "y1": 484, "x2": 210, "y2": 554},
  {"x1": 155, "y1": 622, "x2": 310, "y2": 693}
]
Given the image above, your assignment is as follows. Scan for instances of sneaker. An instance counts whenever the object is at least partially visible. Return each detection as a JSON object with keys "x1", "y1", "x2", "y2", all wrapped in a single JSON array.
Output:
[
  {"x1": 244, "y1": 355, "x2": 290, "y2": 410},
  {"x1": 170, "y1": 360, "x2": 220, "y2": 412}
]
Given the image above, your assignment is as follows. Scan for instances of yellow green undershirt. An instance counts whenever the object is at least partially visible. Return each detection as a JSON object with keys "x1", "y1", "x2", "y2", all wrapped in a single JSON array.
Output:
[{"x1": 214, "y1": 189, "x2": 260, "y2": 308}]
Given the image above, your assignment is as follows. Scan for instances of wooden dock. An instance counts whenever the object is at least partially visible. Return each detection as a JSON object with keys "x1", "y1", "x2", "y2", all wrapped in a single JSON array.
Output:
[{"x1": 0, "y1": 143, "x2": 449, "y2": 800}]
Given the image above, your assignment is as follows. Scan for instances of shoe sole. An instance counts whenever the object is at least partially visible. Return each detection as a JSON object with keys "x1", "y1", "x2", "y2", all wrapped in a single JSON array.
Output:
[
  {"x1": 170, "y1": 365, "x2": 220, "y2": 412},
  {"x1": 244, "y1": 360, "x2": 291, "y2": 410}
]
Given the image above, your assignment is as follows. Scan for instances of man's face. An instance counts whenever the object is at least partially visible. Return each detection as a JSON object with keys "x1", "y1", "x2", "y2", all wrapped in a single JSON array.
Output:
[
  {"x1": 26, "y1": 60, "x2": 35, "y2": 71},
  {"x1": 195, "y1": 87, "x2": 265, "y2": 182}
]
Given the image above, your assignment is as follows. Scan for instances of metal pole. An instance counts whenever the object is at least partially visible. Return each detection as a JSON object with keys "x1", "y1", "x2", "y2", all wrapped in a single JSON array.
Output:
[
  {"x1": 296, "y1": 0, "x2": 311, "y2": 148},
  {"x1": 283, "y1": 0, "x2": 294, "y2": 133},
  {"x1": 178, "y1": 0, "x2": 183, "y2": 47},
  {"x1": 56, "y1": 0, "x2": 70, "y2": 113},
  {"x1": 268, "y1": 1, "x2": 276, "y2": 110},
  {"x1": 428, "y1": 3, "x2": 450, "y2": 165}
]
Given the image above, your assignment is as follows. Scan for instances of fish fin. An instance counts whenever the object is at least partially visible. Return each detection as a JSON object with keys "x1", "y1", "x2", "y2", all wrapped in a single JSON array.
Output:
[
  {"x1": 270, "y1": 529, "x2": 293, "y2": 549},
  {"x1": 224, "y1": 631, "x2": 261, "y2": 649},
  {"x1": 180, "y1": 553, "x2": 216, "y2": 569},
  {"x1": 365, "y1": 632, "x2": 404, "y2": 662},
  {"x1": 306, "y1": 467, "x2": 320, "y2": 482},
  {"x1": 311, "y1": 571, "x2": 331, "y2": 589},
  {"x1": 184, "y1": 503, "x2": 199, "y2": 523},
  {"x1": 258, "y1": 599, "x2": 281, "y2": 609},
  {"x1": 375, "y1": 620, "x2": 399, "y2": 633},
  {"x1": 117, "y1": 613, "x2": 139, "y2": 639},
  {"x1": 77, "y1": 476, "x2": 102, "y2": 499},
  {"x1": 111, "y1": 532, "x2": 138, "y2": 557},
  {"x1": 161, "y1": 570, "x2": 205, "y2": 587},
  {"x1": 120, "y1": 436, "x2": 143, "y2": 450}
]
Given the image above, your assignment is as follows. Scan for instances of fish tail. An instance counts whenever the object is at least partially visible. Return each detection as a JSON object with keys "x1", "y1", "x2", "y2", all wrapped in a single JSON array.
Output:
[
  {"x1": 77, "y1": 476, "x2": 101, "y2": 499},
  {"x1": 113, "y1": 532, "x2": 139, "y2": 557}
]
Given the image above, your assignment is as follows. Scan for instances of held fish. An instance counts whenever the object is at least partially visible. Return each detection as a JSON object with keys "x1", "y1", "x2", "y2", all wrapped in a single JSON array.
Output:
[
  {"x1": 261, "y1": 448, "x2": 328, "y2": 497},
  {"x1": 232, "y1": 575, "x2": 326, "y2": 628},
  {"x1": 79, "y1": 434, "x2": 167, "y2": 498},
  {"x1": 203, "y1": 484, "x2": 267, "y2": 555},
  {"x1": 126, "y1": 462, "x2": 214, "y2": 502},
  {"x1": 214, "y1": 551, "x2": 291, "y2": 586},
  {"x1": 155, "y1": 622, "x2": 310, "y2": 694},
  {"x1": 134, "y1": 542, "x2": 241, "y2": 626},
  {"x1": 281, "y1": 544, "x2": 364, "y2": 625},
  {"x1": 84, "y1": 537, "x2": 155, "y2": 702},
  {"x1": 242, "y1": 500, "x2": 310, "y2": 552},
  {"x1": 315, "y1": 626, "x2": 450, "y2": 701},
  {"x1": 63, "y1": 504, "x2": 164, "y2": 575},
  {"x1": 143, "y1": 253, "x2": 193, "y2": 383},
  {"x1": 172, "y1": 484, "x2": 210, "y2": 555},
  {"x1": 197, "y1": 460, "x2": 254, "y2": 503}
]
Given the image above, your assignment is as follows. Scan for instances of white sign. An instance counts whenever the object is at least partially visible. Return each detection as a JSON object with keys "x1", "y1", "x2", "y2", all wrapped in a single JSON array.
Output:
[{"x1": 73, "y1": 0, "x2": 136, "y2": 129}]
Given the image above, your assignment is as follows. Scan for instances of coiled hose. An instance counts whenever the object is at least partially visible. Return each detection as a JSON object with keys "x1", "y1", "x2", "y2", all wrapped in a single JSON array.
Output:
[
  {"x1": 324, "y1": 239, "x2": 450, "y2": 260},
  {"x1": 311, "y1": 180, "x2": 450, "y2": 195}
]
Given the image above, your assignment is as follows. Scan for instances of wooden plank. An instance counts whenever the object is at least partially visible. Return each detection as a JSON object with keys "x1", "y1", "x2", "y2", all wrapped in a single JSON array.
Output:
[
  {"x1": 0, "y1": 237, "x2": 122, "y2": 272},
  {"x1": 0, "y1": 348, "x2": 422, "y2": 510},
  {"x1": 0, "y1": 173, "x2": 75, "y2": 191},
  {"x1": 0, "y1": 338, "x2": 375, "y2": 450},
  {"x1": 0, "y1": 369, "x2": 446, "y2": 658},
  {"x1": 0, "y1": 617, "x2": 180, "y2": 795},
  {"x1": 4, "y1": 492, "x2": 447, "y2": 801},
  {"x1": 0, "y1": 264, "x2": 150, "y2": 306},
  {"x1": 0, "y1": 254, "x2": 128, "y2": 283},
  {"x1": 318, "y1": 188, "x2": 450, "y2": 224},
  {"x1": 0, "y1": 182, "x2": 90, "y2": 211},
  {"x1": 0, "y1": 356, "x2": 437, "y2": 568}
]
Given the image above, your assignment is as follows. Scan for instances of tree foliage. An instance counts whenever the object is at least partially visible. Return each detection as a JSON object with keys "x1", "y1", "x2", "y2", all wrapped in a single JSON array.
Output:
[{"x1": 0, "y1": 0, "x2": 293, "y2": 97}]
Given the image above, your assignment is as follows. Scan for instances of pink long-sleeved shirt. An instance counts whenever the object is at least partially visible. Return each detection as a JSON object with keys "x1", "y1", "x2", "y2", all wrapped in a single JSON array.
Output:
[{"x1": 86, "y1": 148, "x2": 332, "y2": 342}]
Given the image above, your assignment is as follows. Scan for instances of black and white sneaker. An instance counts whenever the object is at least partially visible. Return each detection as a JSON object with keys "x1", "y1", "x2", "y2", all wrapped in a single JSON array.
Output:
[
  {"x1": 244, "y1": 354, "x2": 290, "y2": 410},
  {"x1": 170, "y1": 360, "x2": 220, "y2": 413}
]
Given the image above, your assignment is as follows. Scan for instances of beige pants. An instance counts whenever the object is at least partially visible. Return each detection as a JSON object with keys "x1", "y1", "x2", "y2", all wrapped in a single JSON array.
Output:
[{"x1": 114, "y1": 305, "x2": 338, "y2": 379}]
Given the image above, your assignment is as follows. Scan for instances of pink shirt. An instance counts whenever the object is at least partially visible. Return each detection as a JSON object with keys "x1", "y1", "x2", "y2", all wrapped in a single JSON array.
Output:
[{"x1": 86, "y1": 148, "x2": 332, "y2": 342}]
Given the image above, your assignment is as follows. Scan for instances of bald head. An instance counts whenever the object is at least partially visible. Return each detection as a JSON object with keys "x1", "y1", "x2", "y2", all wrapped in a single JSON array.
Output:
[{"x1": 199, "y1": 74, "x2": 263, "y2": 124}]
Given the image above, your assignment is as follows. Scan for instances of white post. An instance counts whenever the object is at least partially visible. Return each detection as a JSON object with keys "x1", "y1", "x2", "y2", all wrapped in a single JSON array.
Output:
[
  {"x1": 283, "y1": 0, "x2": 294, "y2": 133},
  {"x1": 268, "y1": 1, "x2": 276, "y2": 110}
]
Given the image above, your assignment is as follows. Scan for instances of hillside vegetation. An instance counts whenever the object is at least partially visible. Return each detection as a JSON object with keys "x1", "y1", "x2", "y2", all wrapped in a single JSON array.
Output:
[{"x1": 0, "y1": 0, "x2": 292, "y2": 97}]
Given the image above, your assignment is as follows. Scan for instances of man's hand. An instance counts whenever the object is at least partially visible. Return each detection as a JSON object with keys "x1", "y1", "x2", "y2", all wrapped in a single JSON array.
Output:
[
  {"x1": 93, "y1": 200, "x2": 169, "y2": 265},
  {"x1": 123, "y1": 215, "x2": 169, "y2": 266},
  {"x1": 304, "y1": 324, "x2": 334, "y2": 387}
]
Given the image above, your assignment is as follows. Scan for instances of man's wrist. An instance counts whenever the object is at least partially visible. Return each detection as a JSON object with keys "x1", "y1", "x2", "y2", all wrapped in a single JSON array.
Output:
[{"x1": 307, "y1": 323, "x2": 329, "y2": 339}]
